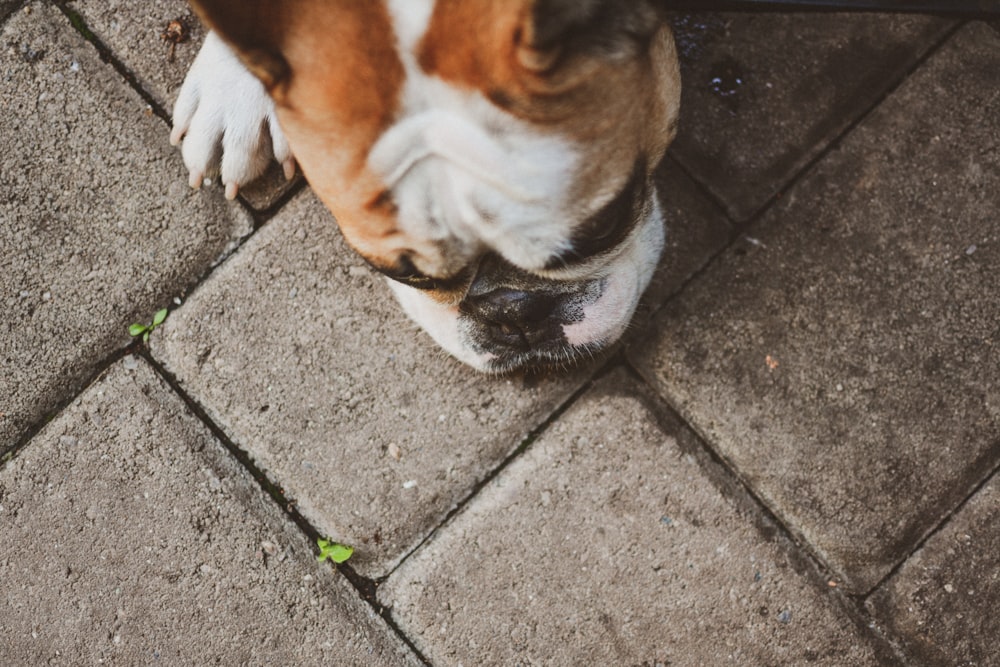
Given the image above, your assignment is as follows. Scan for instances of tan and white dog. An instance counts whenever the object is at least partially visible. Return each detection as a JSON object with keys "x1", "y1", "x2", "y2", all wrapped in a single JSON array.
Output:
[{"x1": 171, "y1": 0, "x2": 681, "y2": 373}]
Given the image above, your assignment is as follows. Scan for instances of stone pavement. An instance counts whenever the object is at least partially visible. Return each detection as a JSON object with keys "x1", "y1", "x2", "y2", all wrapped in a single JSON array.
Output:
[{"x1": 1, "y1": 2, "x2": 997, "y2": 665}]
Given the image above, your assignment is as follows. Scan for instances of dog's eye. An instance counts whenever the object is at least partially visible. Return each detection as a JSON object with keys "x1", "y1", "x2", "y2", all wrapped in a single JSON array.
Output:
[{"x1": 546, "y1": 158, "x2": 646, "y2": 269}]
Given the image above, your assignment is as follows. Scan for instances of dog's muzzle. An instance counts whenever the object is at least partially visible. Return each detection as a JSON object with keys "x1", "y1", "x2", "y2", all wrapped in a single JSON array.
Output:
[
  {"x1": 458, "y1": 254, "x2": 603, "y2": 360},
  {"x1": 387, "y1": 189, "x2": 666, "y2": 374}
]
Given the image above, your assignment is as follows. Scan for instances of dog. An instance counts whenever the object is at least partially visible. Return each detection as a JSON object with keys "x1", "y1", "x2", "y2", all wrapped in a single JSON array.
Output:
[{"x1": 170, "y1": 0, "x2": 681, "y2": 373}]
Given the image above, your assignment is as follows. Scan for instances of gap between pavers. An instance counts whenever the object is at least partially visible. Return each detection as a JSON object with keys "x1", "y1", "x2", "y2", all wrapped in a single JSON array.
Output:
[
  {"x1": 150, "y1": 146, "x2": 733, "y2": 581},
  {"x1": 151, "y1": 189, "x2": 590, "y2": 579},
  {"x1": 668, "y1": 11, "x2": 954, "y2": 223},
  {"x1": 381, "y1": 370, "x2": 897, "y2": 666},
  {"x1": 0, "y1": 357, "x2": 420, "y2": 666},
  {"x1": 630, "y1": 22, "x2": 1000, "y2": 593},
  {"x1": 0, "y1": 2, "x2": 251, "y2": 453},
  {"x1": 868, "y1": 471, "x2": 1000, "y2": 667}
]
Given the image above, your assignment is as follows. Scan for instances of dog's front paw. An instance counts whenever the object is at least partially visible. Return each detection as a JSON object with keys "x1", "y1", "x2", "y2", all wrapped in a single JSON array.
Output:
[{"x1": 170, "y1": 32, "x2": 294, "y2": 200}]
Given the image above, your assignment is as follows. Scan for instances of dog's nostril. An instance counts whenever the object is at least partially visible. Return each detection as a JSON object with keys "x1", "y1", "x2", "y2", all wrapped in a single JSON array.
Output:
[
  {"x1": 461, "y1": 288, "x2": 561, "y2": 351},
  {"x1": 463, "y1": 289, "x2": 549, "y2": 325}
]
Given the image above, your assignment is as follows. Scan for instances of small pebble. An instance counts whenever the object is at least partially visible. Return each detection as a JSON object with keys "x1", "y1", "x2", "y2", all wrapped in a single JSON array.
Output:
[
  {"x1": 388, "y1": 443, "x2": 402, "y2": 460},
  {"x1": 402, "y1": 479, "x2": 417, "y2": 490},
  {"x1": 966, "y1": 245, "x2": 977, "y2": 256},
  {"x1": 777, "y1": 610, "x2": 792, "y2": 624},
  {"x1": 944, "y1": 583, "x2": 955, "y2": 593}
]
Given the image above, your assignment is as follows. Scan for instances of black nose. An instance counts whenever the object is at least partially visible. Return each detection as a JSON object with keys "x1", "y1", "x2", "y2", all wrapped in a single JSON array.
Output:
[{"x1": 460, "y1": 288, "x2": 561, "y2": 351}]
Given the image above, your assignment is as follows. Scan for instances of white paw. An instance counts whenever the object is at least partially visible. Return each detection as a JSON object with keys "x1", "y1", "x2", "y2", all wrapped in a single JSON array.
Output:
[{"x1": 170, "y1": 31, "x2": 295, "y2": 200}]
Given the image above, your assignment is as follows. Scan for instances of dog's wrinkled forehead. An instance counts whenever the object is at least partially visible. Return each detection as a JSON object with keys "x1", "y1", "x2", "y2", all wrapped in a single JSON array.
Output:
[{"x1": 191, "y1": 0, "x2": 680, "y2": 285}]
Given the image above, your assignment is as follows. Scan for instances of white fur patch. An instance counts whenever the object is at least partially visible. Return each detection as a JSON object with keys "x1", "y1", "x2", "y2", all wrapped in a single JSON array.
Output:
[
  {"x1": 170, "y1": 32, "x2": 292, "y2": 198},
  {"x1": 367, "y1": 88, "x2": 580, "y2": 268},
  {"x1": 562, "y1": 195, "x2": 665, "y2": 347},
  {"x1": 384, "y1": 0, "x2": 436, "y2": 54},
  {"x1": 390, "y1": 190, "x2": 666, "y2": 372}
]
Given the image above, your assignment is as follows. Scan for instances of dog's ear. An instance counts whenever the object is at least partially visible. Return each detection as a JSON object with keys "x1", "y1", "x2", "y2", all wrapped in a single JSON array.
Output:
[
  {"x1": 188, "y1": 0, "x2": 293, "y2": 91},
  {"x1": 521, "y1": 0, "x2": 665, "y2": 71}
]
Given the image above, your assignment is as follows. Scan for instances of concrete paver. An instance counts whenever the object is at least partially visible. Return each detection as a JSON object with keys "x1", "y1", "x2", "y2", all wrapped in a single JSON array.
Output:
[
  {"x1": 631, "y1": 22, "x2": 1000, "y2": 593},
  {"x1": 152, "y1": 190, "x2": 590, "y2": 578},
  {"x1": 66, "y1": 0, "x2": 297, "y2": 211},
  {"x1": 668, "y1": 12, "x2": 953, "y2": 222},
  {"x1": 4, "y1": 3, "x2": 999, "y2": 661},
  {"x1": 64, "y1": 0, "x2": 200, "y2": 110},
  {"x1": 868, "y1": 473, "x2": 1000, "y2": 667},
  {"x1": 0, "y1": 3, "x2": 251, "y2": 452},
  {"x1": 0, "y1": 359, "x2": 419, "y2": 665},
  {"x1": 152, "y1": 156, "x2": 731, "y2": 580},
  {"x1": 644, "y1": 160, "x2": 733, "y2": 310},
  {"x1": 382, "y1": 371, "x2": 893, "y2": 666}
]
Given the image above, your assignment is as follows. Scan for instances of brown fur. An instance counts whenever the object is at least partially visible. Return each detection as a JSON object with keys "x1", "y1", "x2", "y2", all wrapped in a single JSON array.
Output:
[{"x1": 189, "y1": 0, "x2": 680, "y2": 293}]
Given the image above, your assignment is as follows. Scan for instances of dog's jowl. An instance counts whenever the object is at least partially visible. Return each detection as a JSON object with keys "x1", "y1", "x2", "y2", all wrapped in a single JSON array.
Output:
[{"x1": 171, "y1": 0, "x2": 682, "y2": 373}]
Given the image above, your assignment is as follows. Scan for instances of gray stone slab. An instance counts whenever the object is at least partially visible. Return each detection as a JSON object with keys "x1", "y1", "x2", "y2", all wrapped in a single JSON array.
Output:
[
  {"x1": 66, "y1": 0, "x2": 297, "y2": 210},
  {"x1": 868, "y1": 474, "x2": 1000, "y2": 667},
  {"x1": 668, "y1": 12, "x2": 953, "y2": 222},
  {"x1": 630, "y1": 23, "x2": 1000, "y2": 593},
  {"x1": 0, "y1": 359, "x2": 419, "y2": 665},
  {"x1": 153, "y1": 190, "x2": 591, "y2": 578},
  {"x1": 0, "y1": 3, "x2": 251, "y2": 452},
  {"x1": 382, "y1": 371, "x2": 893, "y2": 666},
  {"x1": 644, "y1": 160, "x2": 733, "y2": 310}
]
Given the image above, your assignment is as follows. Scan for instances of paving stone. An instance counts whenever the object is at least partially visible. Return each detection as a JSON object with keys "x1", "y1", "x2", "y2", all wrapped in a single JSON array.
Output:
[
  {"x1": 66, "y1": 0, "x2": 298, "y2": 210},
  {"x1": 382, "y1": 371, "x2": 893, "y2": 666},
  {"x1": 64, "y1": 0, "x2": 200, "y2": 109},
  {"x1": 153, "y1": 190, "x2": 594, "y2": 578},
  {"x1": 0, "y1": 3, "x2": 251, "y2": 452},
  {"x1": 668, "y1": 11, "x2": 953, "y2": 222},
  {"x1": 868, "y1": 474, "x2": 1000, "y2": 667},
  {"x1": 644, "y1": 159, "x2": 733, "y2": 311},
  {"x1": 630, "y1": 23, "x2": 1000, "y2": 592},
  {"x1": 0, "y1": 359, "x2": 419, "y2": 665}
]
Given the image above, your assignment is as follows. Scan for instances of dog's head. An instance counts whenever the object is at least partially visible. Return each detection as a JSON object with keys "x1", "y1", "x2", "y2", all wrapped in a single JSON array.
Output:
[{"x1": 191, "y1": 0, "x2": 681, "y2": 372}]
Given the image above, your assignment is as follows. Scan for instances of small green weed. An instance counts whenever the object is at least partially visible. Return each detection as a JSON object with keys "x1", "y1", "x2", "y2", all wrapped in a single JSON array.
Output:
[
  {"x1": 129, "y1": 308, "x2": 168, "y2": 343},
  {"x1": 317, "y1": 538, "x2": 354, "y2": 564}
]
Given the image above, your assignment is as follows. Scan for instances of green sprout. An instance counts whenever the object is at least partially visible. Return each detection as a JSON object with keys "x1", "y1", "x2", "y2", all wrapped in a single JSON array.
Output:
[
  {"x1": 317, "y1": 538, "x2": 354, "y2": 564},
  {"x1": 129, "y1": 308, "x2": 168, "y2": 343}
]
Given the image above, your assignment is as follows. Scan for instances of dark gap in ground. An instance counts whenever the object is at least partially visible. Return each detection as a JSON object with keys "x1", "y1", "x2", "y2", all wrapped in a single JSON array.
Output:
[
  {"x1": 637, "y1": 21, "x2": 965, "y2": 357},
  {"x1": 733, "y1": 19, "x2": 963, "y2": 230},
  {"x1": 380, "y1": 352, "x2": 628, "y2": 582},
  {"x1": 639, "y1": 17, "x2": 965, "y2": 336},
  {"x1": 863, "y1": 443, "x2": 1000, "y2": 600},
  {"x1": 54, "y1": 1, "x2": 169, "y2": 123},
  {"x1": 144, "y1": 354, "x2": 435, "y2": 667},
  {"x1": 619, "y1": 363, "x2": 909, "y2": 665},
  {"x1": 0, "y1": 343, "x2": 138, "y2": 471}
]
